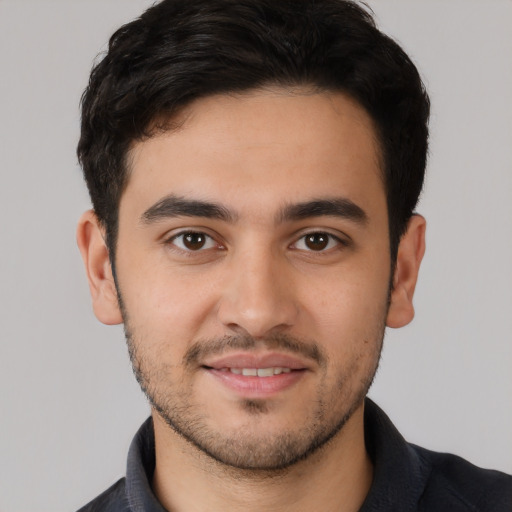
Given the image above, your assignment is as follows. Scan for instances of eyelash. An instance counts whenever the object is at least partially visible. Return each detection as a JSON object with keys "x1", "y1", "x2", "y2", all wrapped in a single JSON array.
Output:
[
  {"x1": 291, "y1": 232, "x2": 347, "y2": 252},
  {"x1": 165, "y1": 230, "x2": 348, "y2": 255},
  {"x1": 166, "y1": 231, "x2": 221, "y2": 253}
]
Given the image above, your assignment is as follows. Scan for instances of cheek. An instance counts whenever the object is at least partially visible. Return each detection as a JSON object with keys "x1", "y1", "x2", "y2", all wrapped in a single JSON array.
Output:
[
  {"x1": 117, "y1": 258, "x2": 221, "y2": 345},
  {"x1": 318, "y1": 281, "x2": 387, "y2": 326},
  {"x1": 302, "y1": 259, "x2": 390, "y2": 353}
]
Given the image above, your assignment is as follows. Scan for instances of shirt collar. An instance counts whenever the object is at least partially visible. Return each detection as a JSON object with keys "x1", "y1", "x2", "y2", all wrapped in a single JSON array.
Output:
[
  {"x1": 125, "y1": 416, "x2": 166, "y2": 512},
  {"x1": 359, "y1": 399, "x2": 430, "y2": 511}
]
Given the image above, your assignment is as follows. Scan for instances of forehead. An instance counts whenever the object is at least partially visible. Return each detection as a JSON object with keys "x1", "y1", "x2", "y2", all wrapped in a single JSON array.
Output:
[{"x1": 123, "y1": 89, "x2": 385, "y2": 221}]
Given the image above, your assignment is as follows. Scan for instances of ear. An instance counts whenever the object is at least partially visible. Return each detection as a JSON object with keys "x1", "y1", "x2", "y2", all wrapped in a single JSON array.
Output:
[
  {"x1": 386, "y1": 214, "x2": 426, "y2": 328},
  {"x1": 76, "y1": 210, "x2": 123, "y2": 325}
]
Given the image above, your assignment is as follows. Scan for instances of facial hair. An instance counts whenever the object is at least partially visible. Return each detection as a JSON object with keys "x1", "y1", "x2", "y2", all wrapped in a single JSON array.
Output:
[{"x1": 122, "y1": 302, "x2": 385, "y2": 471}]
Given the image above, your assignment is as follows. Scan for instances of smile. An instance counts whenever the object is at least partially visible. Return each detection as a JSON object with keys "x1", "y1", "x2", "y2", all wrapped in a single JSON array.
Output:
[
  {"x1": 217, "y1": 367, "x2": 293, "y2": 377},
  {"x1": 200, "y1": 352, "x2": 311, "y2": 396},
  {"x1": 203, "y1": 365, "x2": 306, "y2": 398}
]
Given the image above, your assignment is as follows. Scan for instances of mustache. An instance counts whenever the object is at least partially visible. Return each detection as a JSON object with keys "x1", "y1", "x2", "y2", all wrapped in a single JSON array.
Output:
[{"x1": 183, "y1": 333, "x2": 327, "y2": 368}]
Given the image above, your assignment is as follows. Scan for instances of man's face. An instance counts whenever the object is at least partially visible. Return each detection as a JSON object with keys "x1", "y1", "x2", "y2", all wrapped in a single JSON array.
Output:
[{"x1": 113, "y1": 90, "x2": 392, "y2": 469}]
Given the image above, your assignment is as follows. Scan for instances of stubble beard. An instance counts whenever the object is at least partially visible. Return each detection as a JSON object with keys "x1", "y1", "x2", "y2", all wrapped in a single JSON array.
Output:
[{"x1": 122, "y1": 311, "x2": 385, "y2": 472}]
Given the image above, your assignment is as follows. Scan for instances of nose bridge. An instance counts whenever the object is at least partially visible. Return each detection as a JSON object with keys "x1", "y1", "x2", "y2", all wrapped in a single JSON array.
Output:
[{"x1": 217, "y1": 238, "x2": 298, "y2": 337}]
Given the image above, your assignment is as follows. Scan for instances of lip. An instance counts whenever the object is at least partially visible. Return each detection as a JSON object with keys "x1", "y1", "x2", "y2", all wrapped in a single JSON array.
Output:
[
  {"x1": 201, "y1": 351, "x2": 311, "y2": 398},
  {"x1": 202, "y1": 351, "x2": 312, "y2": 371}
]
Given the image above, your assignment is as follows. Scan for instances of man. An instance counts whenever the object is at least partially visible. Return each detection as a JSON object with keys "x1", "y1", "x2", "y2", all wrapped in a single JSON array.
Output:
[{"x1": 75, "y1": 0, "x2": 512, "y2": 510}]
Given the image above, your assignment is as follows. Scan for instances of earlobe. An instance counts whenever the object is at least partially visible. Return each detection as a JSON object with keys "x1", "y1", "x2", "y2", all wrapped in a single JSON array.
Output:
[
  {"x1": 76, "y1": 210, "x2": 123, "y2": 325},
  {"x1": 386, "y1": 214, "x2": 426, "y2": 329}
]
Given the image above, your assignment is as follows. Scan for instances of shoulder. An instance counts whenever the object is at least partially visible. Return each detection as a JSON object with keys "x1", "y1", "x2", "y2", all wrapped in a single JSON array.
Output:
[
  {"x1": 412, "y1": 444, "x2": 512, "y2": 512},
  {"x1": 76, "y1": 478, "x2": 129, "y2": 512}
]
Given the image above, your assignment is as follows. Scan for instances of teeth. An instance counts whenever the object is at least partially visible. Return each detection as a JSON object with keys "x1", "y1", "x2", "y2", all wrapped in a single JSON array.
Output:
[{"x1": 229, "y1": 367, "x2": 292, "y2": 376}]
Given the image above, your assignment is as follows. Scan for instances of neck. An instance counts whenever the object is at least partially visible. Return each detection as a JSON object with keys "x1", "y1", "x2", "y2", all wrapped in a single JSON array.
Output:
[{"x1": 151, "y1": 404, "x2": 373, "y2": 512}]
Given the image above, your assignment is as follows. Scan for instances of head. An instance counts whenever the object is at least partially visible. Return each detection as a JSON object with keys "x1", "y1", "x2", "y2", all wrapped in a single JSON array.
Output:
[
  {"x1": 77, "y1": 0, "x2": 428, "y2": 472},
  {"x1": 77, "y1": 0, "x2": 429, "y2": 266}
]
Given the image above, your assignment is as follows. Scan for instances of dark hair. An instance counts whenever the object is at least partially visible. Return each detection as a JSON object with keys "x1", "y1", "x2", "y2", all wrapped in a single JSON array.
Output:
[{"x1": 78, "y1": 0, "x2": 429, "y2": 263}]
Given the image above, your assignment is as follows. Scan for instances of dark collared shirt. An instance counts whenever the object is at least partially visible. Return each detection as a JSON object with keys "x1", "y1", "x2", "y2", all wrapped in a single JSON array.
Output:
[{"x1": 77, "y1": 400, "x2": 512, "y2": 511}]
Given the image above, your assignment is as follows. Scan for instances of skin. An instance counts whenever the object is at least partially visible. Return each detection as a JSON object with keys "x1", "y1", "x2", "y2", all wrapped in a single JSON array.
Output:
[{"x1": 77, "y1": 89, "x2": 426, "y2": 512}]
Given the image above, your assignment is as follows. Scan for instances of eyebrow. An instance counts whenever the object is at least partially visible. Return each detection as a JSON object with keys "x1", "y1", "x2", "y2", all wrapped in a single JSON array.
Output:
[
  {"x1": 278, "y1": 198, "x2": 368, "y2": 225},
  {"x1": 140, "y1": 194, "x2": 367, "y2": 226},
  {"x1": 141, "y1": 195, "x2": 237, "y2": 224}
]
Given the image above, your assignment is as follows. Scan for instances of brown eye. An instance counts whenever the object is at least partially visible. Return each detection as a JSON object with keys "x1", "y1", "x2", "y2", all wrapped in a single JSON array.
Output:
[
  {"x1": 171, "y1": 232, "x2": 216, "y2": 251},
  {"x1": 294, "y1": 232, "x2": 342, "y2": 252},
  {"x1": 183, "y1": 232, "x2": 206, "y2": 250},
  {"x1": 304, "y1": 233, "x2": 329, "y2": 251}
]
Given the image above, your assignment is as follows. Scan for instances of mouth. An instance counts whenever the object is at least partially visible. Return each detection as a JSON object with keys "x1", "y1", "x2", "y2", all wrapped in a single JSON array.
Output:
[
  {"x1": 201, "y1": 353, "x2": 310, "y2": 397},
  {"x1": 204, "y1": 366, "x2": 293, "y2": 376}
]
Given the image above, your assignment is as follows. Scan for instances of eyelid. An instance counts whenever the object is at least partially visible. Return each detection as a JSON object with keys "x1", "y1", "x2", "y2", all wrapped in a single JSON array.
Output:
[
  {"x1": 161, "y1": 227, "x2": 350, "y2": 254},
  {"x1": 164, "y1": 229, "x2": 223, "y2": 253},
  {"x1": 290, "y1": 230, "x2": 350, "y2": 252}
]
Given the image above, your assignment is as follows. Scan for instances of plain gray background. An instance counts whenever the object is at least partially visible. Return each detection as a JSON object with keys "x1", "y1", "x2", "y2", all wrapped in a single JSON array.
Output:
[{"x1": 0, "y1": 1, "x2": 511, "y2": 511}]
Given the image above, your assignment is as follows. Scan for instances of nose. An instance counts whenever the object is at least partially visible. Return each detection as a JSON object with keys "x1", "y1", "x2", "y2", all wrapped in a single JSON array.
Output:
[{"x1": 216, "y1": 245, "x2": 299, "y2": 338}]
